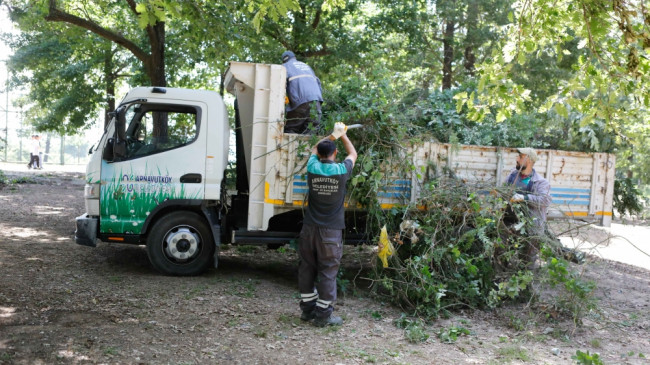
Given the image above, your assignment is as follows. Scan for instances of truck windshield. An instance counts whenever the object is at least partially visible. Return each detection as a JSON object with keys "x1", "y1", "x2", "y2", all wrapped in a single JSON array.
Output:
[{"x1": 122, "y1": 103, "x2": 200, "y2": 159}]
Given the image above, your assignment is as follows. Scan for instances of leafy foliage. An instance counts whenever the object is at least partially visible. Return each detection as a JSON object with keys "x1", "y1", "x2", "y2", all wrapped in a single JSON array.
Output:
[
  {"x1": 613, "y1": 176, "x2": 645, "y2": 217},
  {"x1": 541, "y1": 246, "x2": 597, "y2": 325},
  {"x1": 573, "y1": 350, "x2": 604, "y2": 365}
]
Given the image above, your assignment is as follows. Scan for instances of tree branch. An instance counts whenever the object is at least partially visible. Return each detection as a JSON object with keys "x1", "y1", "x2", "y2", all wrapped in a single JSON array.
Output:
[
  {"x1": 124, "y1": 0, "x2": 159, "y2": 54},
  {"x1": 125, "y1": 0, "x2": 138, "y2": 15},
  {"x1": 45, "y1": 0, "x2": 149, "y2": 64},
  {"x1": 312, "y1": 8, "x2": 321, "y2": 29}
]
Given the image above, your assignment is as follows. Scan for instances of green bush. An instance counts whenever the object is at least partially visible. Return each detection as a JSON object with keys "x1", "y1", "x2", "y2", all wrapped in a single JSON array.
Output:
[{"x1": 613, "y1": 177, "x2": 645, "y2": 217}]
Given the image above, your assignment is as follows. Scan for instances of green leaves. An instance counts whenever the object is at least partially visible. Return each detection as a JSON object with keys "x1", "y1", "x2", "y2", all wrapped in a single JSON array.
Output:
[{"x1": 245, "y1": 0, "x2": 301, "y2": 32}]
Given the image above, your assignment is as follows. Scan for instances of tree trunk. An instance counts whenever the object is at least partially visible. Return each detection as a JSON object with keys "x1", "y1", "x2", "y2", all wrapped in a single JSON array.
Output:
[
  {"x1": 463, "y1": 0, "x2": 478, "y2": 76},
  {"x1": 147, "y1": 21, "x2": 167, "y2": 142},
  {"x1": 442, "y1": 20, "x2": 455, "y2": 90},
  {"x1": 147, "y1": 22, "x2": 166, "y2": 87},
  {"x1": 44, "y1": 134, "x2": 51, "y2": 163}
]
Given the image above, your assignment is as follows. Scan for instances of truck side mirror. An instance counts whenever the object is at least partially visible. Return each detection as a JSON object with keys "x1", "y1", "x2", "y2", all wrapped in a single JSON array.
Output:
[
  {"x1": 112, "y1": 106, "x2": 127, "y2": 161},
  {"x1": 102, "y1": 138, "x2": 115, "y2": 161}
]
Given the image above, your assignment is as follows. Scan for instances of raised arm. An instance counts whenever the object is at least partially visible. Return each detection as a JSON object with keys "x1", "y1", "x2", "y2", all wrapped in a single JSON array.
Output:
[{"x1": 340, "y1": 134, "x2": 357, "y2": 166}]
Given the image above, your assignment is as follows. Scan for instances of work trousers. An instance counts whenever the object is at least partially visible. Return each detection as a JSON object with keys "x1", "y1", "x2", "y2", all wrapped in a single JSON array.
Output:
[
  {"x1": 298, "y1": 223, "x2": 343, "y2": 318},
  {"x1": 285, "y1": 101, "x2": 322, "y2": 134}
]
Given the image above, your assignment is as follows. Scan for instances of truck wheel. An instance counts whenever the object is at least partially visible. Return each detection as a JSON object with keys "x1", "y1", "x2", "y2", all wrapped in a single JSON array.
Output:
[{"x1": 146, "y1": 211, "x2": 215, "y2": 276}]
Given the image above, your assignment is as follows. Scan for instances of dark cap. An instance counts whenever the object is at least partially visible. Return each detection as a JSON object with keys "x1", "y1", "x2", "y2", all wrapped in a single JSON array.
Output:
[{"x1": 282, "y1": 51, "x2": 295, "y2": 63}]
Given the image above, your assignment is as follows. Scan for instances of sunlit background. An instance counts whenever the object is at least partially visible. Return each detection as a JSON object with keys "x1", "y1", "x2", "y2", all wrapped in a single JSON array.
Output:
[{"x1": 1, "y1": 7, "x2": 103, "y2": 166}]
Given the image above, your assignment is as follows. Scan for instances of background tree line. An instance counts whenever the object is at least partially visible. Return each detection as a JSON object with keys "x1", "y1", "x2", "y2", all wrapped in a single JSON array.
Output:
[{"x1": 1, "y1": 0, "x2": 648, "y2": 208}]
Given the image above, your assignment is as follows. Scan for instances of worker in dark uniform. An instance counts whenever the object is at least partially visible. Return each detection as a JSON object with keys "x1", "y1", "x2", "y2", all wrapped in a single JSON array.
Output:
[
  {"x1": 282, "y1": 51, "x2": 323, "y2": 134},
  {"x1": 299, "y1": 122, "x2": 357, "y2": 327}
]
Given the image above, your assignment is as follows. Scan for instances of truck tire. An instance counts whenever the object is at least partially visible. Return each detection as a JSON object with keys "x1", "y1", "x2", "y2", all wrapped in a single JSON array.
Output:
[{"x1": 146, "y1": 211, "x2": 215, "y2": 276}]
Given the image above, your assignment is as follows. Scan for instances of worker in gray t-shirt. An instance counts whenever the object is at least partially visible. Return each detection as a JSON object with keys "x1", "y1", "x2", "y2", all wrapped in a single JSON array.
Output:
[
  {"x1": 298, "y1": 122, "x2": 357, "y2": 327},
  {"x1": 282, "y1": 51, "x2": 323, "y2": 134}
]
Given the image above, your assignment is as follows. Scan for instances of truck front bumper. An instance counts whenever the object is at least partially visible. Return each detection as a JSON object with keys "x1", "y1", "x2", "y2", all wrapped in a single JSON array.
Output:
[{"x1": 75, "y1": 214, "x2": 98, "y2": 247}]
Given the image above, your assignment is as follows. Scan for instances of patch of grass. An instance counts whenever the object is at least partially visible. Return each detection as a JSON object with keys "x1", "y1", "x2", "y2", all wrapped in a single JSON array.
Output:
[
  {"x1": 590, "y1": 338, "x2": 601, "y2": 348},
  {"x1": 226, "y1": 278, "x2": 257, "y2": 298},
  {"x1": 184, "y1": 285, "x2": 207, "y2": 300},
  {"x1": 226, "y1": 319, "x2": 239, "y2": 327},
  {"x1": 405, "y1": 323, "x2": 429, "y2": 344},
  {"x1": 523, "y1": 332, "x2": 548, "y2": 342},
  {"x1": 357, "y1": 350, "x2": 377, "y2": 363},
  {"x1": 361, "y1": 309, "x2": 384, "y2": 321},
  {"x1": 383, "y1": 349, "x2": 400, "y2": 357},
  {"x1": 394, "y1": 314, "x2": 430, "y2": 343},
  {"x1": 497, "y1": 346, "x2": 531, "y2": 362},
  {"x1": 10, "y1": 176, "x2": 36, "y2": 184},
  {"x1": 235, "y1": 245, "x2": 258, "y2": 254},
  {"x1": 254, "y1": 328, "x2": 267, "y2": 338},
  {"x1": 108, "y1": 276, "x2": 122, "y2": 283},
  {"x1": 507, "y1": 313, "x2": 525, "y2": 331},
  {"x1": 620, "y1": 312, "x2": 640, "y2": 327},
  {"x1": 0, "y1": 352, "x2": 13, "y2": 361},
  {"x1": 437, "y1": 324, "x2": 470, "y2": 344},
  {"x1": 103, "y1": 346, "x2": 119, "y2": 356},
  {"x1": 322, "y1": 324, "x2": 342, "y2": 334},
  {"x1": 326, "y1": 343, "x2": 355, "y2": 358},
  {"x1": 277, "y1": 313, "x2": 300, "y2": 327}
]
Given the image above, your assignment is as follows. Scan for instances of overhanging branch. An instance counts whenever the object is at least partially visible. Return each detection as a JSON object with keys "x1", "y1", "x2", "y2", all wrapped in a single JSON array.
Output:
[{"x1": 45, "y1": 0, "x2": 149, "y2": 64}]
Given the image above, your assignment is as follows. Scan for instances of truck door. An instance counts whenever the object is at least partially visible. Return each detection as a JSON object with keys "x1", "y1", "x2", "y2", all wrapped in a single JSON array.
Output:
[{"x1": 99, "y1": 101, "x2": 207, "y2": 235}]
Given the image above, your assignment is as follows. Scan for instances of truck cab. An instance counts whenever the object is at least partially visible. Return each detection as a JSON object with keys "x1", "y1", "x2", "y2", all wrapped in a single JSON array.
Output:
[{"x1": 76, "y1": 86, "x2": 230, "y2": 275}]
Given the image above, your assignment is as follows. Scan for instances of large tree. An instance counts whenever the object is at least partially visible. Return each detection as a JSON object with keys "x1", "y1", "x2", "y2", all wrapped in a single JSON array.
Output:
[
  {"x1": 44, "y1": 0, "x2": 167, "y2": 87},
  {"x1": 4, "y1": 4, "x2": 131, "y2": 131}
]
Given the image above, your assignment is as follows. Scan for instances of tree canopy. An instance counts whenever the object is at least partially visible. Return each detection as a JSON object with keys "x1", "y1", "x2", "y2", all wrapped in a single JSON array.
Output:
[{"x1": 2, "y1": 0, "x2": 649, "y2": 182}]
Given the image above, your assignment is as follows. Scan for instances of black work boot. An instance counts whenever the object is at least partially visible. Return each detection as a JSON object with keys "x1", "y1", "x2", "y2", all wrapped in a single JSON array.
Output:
[
  {"x1": 300, "y1": 310, "x2": 315, "y2": 322},
  {"x1": 313, "y1": 314, "x2": 343, "y2": 327}
]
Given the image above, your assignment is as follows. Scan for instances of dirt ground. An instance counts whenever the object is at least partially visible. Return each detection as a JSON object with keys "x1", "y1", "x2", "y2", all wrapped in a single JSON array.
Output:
[{"x1": 1, "y1": 168, "x2": 649, "y2": 365}]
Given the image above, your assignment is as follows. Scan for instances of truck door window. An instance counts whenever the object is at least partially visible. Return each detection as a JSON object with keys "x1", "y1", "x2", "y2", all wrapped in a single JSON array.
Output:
[{"x1": 124, "y1": 104, "x2": 199, "y2": 159}]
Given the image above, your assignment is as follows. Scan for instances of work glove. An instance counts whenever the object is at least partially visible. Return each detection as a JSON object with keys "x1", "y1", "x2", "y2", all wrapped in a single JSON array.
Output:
[
  {"x1": 510, "y1": 193, "x2": 525, "y2": 202},
  {"x1": 330, "y1": 122, "x2": 348, "y2": 140}
]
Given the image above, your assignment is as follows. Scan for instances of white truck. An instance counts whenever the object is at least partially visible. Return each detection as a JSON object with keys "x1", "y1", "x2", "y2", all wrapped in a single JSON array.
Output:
[{"x1": 75, "y1": 61, "x2": 616, "y2": 275}]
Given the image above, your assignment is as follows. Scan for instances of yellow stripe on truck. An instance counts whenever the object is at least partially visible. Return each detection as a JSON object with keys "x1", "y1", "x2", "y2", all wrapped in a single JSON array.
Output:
[{"x1": 564, "y1": 211, "x2": 612, "y2": 217}]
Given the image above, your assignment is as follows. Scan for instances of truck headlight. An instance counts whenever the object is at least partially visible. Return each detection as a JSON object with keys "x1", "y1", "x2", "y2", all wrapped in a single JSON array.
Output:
[{"x1": 84, "y1": 183, "x2": 101, "y2": 199}]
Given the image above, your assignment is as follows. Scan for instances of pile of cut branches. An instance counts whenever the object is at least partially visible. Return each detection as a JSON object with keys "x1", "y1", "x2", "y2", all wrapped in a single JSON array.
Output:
[
  {"x1": 321, "y1": 89, "x2": 596, "y2": 322},
  {"x1": 368, "y1": 177, "x2": 549, "y2": 318}
]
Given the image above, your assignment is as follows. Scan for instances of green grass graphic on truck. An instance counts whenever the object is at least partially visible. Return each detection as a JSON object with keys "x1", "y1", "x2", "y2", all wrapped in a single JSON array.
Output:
[{"x1": 100, "y1": 166, "x2": 202, "y2": 234}]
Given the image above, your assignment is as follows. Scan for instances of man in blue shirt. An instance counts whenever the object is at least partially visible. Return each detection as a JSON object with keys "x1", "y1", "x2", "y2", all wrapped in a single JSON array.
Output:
[
  {"x1": 299, "y1": 122, "x2": 357, "y2": 327},
  {"x1": 282, "y1": 51, "x2": 323, "y2": 134}
]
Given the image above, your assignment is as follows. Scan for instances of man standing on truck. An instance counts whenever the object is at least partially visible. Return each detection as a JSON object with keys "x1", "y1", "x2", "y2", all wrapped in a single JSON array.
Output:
[
  {"x1": 299, "y1": 122, "x2": 357, "y2": 327},
  {"x1": 282, "y1": 51, "x2": 323, "y2": 134},
  {"x1": 507, "y1": 147, "x2": 552, "y2": 265}
]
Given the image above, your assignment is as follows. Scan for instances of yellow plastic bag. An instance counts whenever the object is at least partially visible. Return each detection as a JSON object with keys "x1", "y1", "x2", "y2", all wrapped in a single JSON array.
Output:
[{"x1": 377, "y1": 225, "x2": 394, "y2": 268}]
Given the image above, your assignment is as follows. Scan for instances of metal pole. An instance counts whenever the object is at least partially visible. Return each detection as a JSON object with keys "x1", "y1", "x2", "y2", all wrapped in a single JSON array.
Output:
[
  {"x1": 18, "y1": 106, "x2": 22, "y2": 161},
  {"x1": 60, "y1": 133, "x2": 65, "y2": 165}
]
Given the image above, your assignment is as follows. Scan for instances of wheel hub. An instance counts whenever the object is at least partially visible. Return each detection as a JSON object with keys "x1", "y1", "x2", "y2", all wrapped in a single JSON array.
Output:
[{"x1": 164, "y1": 228, "x2": 199, "y2": 260}]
